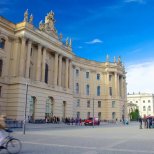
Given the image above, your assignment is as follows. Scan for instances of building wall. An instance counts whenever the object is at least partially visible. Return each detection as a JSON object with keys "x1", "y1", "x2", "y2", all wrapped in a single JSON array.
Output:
[
  {"x1": 0, "y1": 13, "x2": 127, "y2": 122},
  {"x1": 127, "y1": 93, "x2": 154, "y2": 117}
]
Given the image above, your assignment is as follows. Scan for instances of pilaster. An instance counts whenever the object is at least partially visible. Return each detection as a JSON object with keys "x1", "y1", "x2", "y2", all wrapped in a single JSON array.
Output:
[
  {"x1": 19, "y1": 37, "x2": 26, "y2": 77},
  {"x1": 36, "y1": 44, "x2": 42, "y2": 81},
  {"x1": 25, "y1": 40, "x2": 32, "y2": 78}
]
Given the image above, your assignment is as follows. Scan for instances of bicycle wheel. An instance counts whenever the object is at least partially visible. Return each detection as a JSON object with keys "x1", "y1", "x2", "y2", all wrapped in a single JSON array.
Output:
[{"x1": 6, "y1": 138, "x2": 22, "y2": 154}]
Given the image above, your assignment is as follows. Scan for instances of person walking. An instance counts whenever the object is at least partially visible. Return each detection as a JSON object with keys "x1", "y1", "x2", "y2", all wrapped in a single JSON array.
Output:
[{"x1": 139, "y1": 117, "x2": 142, "y2": 129}]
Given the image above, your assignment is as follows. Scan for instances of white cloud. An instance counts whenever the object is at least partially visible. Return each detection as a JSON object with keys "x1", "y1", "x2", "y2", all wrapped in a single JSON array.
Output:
[
  {"x1": 124, "y1": 0, "x2": 146, "y2": 4},
  {"x1": 85, "y1": 39, "x2": 103, "y2": 44},
  {"x1": 126, "y1": 61, "x2": 154, "y2": 93}
]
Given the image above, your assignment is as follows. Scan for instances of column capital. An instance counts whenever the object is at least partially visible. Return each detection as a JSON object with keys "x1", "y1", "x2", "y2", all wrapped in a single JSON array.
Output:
[
  {"x1": 38, "y1": 43, "x2": 42, "y2": 49},
  {"x1": 55, "y1": 52, "x2": 59, "y2": 56},
  {"x1": 21, "y1": 36, "x2": 27, "y2": 42},
  {"x1": 28, "y1": 39, "x2": 32, "y2": 45},
  {"x1": 59, "y1": 54, "x2": 63, "y2": 58},
  {"x1": 66, "y1": 58, "x2": 69, "y2": 62},
  {"x1": 14, "y1": 37, "x2": 20, "y2": 43}
]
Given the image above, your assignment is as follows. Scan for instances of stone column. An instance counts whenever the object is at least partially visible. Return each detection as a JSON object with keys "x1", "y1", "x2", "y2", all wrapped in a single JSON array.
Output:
[
  {"x1": 69, "y1": 60, "x2": 72, "y2": 89},
  {"x1": 65, "y1": 58, "x2": 69, "y2": 89},
  {"x1": 19, "y1": 37, "x2": 26, "y2": 77},
  {"x1": 4, "y1": 38, "x2": 11, "y2": 77},
  {"x1": 14, "y1": 38, "x2": 20, "y2": 76},
  {"x1": 36, "y1": 44, "x2": 42, "y2": 81},
  {"x1": 41, "y1": 48, "x2": 46, "y2": 82},
  {"x1": 25, "y1": 40, "x2": 32, "y2": 78},
  {"x1": 117, "y1": 74, "x2": 119, "y2": 98},
  {"x1": 114, "y1": 72, "x2": 118, "y2": 98},
  {"x1": 106, "y1": 72, "x2": 109, "y2": 96},
  {"x1": 58, "y1": 55, "x2": 62, "y2": 86},
  {"x1": 54, "y1": 53, "x2": 58, "y2": 86}
]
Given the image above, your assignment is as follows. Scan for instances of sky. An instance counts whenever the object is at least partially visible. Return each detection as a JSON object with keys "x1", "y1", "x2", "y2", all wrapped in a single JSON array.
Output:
[{"x1": 0, "y1": 0, "x2": 154, "y2": 93}]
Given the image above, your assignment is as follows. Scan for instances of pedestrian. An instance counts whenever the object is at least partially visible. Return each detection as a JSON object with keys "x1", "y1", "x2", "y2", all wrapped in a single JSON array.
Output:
[{"x1": 138, "y1": 117, "x2": 142, "y2": 129}]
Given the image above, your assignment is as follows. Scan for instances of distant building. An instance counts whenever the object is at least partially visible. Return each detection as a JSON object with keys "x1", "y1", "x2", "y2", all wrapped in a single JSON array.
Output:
[
  {"x1": 127, "y1": 93, "x2": 154, "y2": 117},
  {"x1": 0, "y1": 10, "x2": 127, "y2": 122}
]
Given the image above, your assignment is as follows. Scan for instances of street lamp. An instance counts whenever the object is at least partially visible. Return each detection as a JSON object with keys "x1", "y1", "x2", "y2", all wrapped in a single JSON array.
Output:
[
  {"x1": 23, "y1": 82, "x2": 28, "y2": 135},
  {"x1": 93, "y1": 98, "x2": 94, "y2": 128}
]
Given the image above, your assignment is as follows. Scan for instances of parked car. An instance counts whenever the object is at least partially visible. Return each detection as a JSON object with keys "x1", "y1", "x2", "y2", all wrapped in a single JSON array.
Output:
[{"x1": 84, "y1": 117, "x2": 100, "y2": 126}]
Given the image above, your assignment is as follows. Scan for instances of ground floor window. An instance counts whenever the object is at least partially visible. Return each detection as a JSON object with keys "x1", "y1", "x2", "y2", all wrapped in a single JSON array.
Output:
[
  {"x1": 77, "y1": 112, "x2": 80, "y2": 118},
  {"x1": 98, "y1": 112, "x2": 101, "y2": 120},
  {"x1": 112, "y1": 112, "x2": 116, "y2": 120},
  {"x1": 87, "y1": 112, "x2": 90, "y2": 118}
]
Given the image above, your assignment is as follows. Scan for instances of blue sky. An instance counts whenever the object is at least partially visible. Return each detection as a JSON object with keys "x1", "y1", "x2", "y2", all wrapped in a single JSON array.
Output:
[{"x1": 1, "y1": 0, "x2": 154, "y2": 93}]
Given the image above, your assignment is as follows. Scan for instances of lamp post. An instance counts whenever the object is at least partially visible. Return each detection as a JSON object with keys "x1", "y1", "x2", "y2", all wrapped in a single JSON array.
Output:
[
  {"x1": 93, "y1": 98, "x2": 94, "y2": 128},
  {"x1": 23, "y1": 82, "x2": 28, "y2": 135}
]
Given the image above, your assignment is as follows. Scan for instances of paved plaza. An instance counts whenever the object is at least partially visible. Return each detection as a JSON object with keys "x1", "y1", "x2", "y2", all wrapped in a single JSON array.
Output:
[{"x1": 1, "y1": 122, "x2": 154, "y2": 154}]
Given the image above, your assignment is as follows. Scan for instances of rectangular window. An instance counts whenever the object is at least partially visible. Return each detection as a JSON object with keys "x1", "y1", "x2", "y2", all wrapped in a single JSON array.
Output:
[
  {"x1": 98, "y1": 112, "x2": 101, "y2": 120},
  {"x1": 143, "y1": 100, "x2": 145, "y2": 103},
  {"x1": 87, "y1": 112, "x2": 90, "y2": 118},
  {"x1": 143, "y1": 106, "x2": 146, "y2": 111},
  {"x1": 97, "y1": 74, "x2": 100, "y2": 80},
  {"x1": 112, "y1": 112, "x2": 116, "y2": 120},
  {"x1": 109, "y1": 87, "x2": 112, "y2": 96},
  {"x1": 87, "y1": 100, "x2": 90, "y2": 108},
  {"x1": 77, "y1": 112, "x2": 80, "y2": 118},
  {"x1": 77, "y1": 99, "x2": 80, "y2": 107},
  {"x1": 98, "y1": 101, "x2": 101, "y2": 108},
  {"x1": 112, "y1": 101, "x2": 115, "y2": 108},
  {"x1": 97, "y1": 86, "x2": 100, "y2": 96},
  {"x1": 148, "y1": 100, "x2": 150, "y2": 103},
  {"x1": 76, "y1": 83, "x2": 79, "y2": 94},
  {"x1": 109, "y1": 75, "x2": 112, "y2": 81},
  {"x1": 86, "y1": 72, "x2": 89, "y2": 78},
  {"x1": 0, "y1": 38, "x2": 5, "y2": 49},
  {"x1": 76, "y1": 69, "x2": 79, "y2": 76}
]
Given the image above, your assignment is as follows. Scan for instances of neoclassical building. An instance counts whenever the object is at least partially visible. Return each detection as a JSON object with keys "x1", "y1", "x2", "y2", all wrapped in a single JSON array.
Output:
[
  {"x1": 0, "y1": 10, "x2": 127, "y2": 121},
  {"x1": 127, "y1": 93, "x2": 154, "y2": 118}
]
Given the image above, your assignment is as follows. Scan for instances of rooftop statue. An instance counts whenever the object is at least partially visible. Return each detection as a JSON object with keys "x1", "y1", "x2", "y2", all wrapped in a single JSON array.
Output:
[
  {"x1": 114, "y1": 56, "x2": 116, "y2": 63},
  {"x1": 29, "y1": 14, "x2": 33, "y2": 24},
  {"x1": 118, "y1": 56, "x2": 121, "y2": 64},
  {"x1": 69, "y1": 38, "x2": 72, "y2": 48},
  {"x1": 45, "y1": 10, "x2": 56, "y2": 33},
  {"x1": 66, "y1": 37, "x2": 69, "y2": 46},
  {"x1": 59, "y1": 33, "x2": 63, "y2": 41},
  {"x1": 106, "y1": 54, "x2": 109, "y2": 62},
  {"x1": 24, "y1": 9, "x2": 28, "y2": 22},
  {"x1": 39, "y1": 20, "x2": 45, "y2": 31}
]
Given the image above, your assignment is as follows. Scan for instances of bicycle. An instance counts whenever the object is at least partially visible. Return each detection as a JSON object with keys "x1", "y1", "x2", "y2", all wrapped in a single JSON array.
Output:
[{"x1": 0, "y1": 129, "x2": 22, "y2": 154}]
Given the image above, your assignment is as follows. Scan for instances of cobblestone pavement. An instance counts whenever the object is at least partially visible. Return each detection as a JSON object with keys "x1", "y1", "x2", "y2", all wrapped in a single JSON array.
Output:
[{"x1": 1, "y1": 122, "x2": 154, "y2": 154}]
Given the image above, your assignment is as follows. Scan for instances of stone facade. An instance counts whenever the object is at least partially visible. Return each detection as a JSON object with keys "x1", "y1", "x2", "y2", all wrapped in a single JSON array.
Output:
[
  {"x1": 127, "y1": 93, "x2": 154, "y2": 118},
  {"x1": 0, "y1": 10, "x2": 127, "y2": 121}
]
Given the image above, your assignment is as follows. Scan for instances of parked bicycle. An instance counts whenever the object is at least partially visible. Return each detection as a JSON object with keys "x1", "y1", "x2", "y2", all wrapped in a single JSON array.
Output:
[{"x1": 0, "y1": 129, "x2": 22, "y2": 154}]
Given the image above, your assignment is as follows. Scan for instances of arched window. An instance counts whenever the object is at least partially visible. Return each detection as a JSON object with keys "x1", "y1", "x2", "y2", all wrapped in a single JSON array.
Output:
[
  {"x1": 148, "y1": 106, "x2": 151, "y2": 111},
  {"x1": 45, "y1": 63, "x2": 48, "y2": 83},
  {"x1": 0, "y1": 60, "x2": 3, "y2": 77},
  {"x1": 86, "y1": 84, "x2": 90, "y2": 95},
  {"x1": 0, "y1": 38, "x2": 5, "y2": 49},
  {"x1": 97, "y1": 86, "x2": 100, "y2": 96}
]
